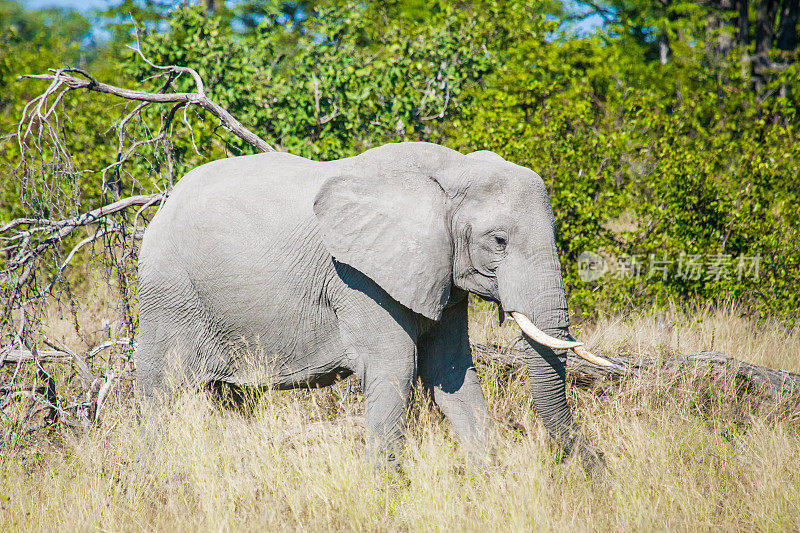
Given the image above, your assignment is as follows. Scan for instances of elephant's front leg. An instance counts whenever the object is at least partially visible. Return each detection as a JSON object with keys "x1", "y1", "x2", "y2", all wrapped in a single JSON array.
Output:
[
  {"x1": 418, "y1": 296, "x2": 493, "y2": 466},
  {"x1": 360, "y1": 358, "x2": 416, "y2": 464},
  {"x1": 334, "y1": 278, "x2": 419, "y2": 466}
]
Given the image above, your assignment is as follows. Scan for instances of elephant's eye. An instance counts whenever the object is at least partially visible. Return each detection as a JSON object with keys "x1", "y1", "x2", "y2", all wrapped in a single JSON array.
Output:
[{"x1": 493, "y1": 234, "x2": 507, "y2": 252}]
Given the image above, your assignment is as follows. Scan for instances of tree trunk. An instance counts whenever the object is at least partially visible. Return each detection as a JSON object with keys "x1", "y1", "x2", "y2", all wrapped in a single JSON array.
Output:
[
  {"x1": 755, "y1": 0, "x2": 780, "y2": 54},
  {"x1": 753, "y1": 0, "x2": 780, "y2": 87},
  {"x1": 738, "y1": 0, "x2": 751, "y2": 45},
  {"x1": 776, "y1": 0, "x2": 799, "y2": 51}
]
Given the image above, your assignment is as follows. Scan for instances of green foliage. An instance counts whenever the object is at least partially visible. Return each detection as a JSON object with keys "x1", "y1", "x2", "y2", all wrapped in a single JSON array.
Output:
[
  {"x1": 0, "y1": 1, "x2": 98, "y2": 221},
  {"x1": 125, "y1": 2, "x2": 496, "y2": 159},
  {"x1": 448, "y1": 1, "x2": 800, "y2": 319}
]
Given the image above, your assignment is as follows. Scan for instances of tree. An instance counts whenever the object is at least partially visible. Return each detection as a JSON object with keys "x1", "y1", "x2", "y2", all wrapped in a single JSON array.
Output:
[
  {"x1": 777, "y1": 0, "x2": 799, "y2": 52},
  {"x1": 573, "y1": 0, "x2": 800, "y2": 90}
]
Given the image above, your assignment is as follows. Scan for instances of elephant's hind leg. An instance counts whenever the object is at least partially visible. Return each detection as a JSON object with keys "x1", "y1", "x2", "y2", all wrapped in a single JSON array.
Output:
[
  {"x1": 137, "y1": 321, "x2": 233, "y2": 406},
  {"x1": 136, "y1": 269, "x2": 230, "y2": 410}
]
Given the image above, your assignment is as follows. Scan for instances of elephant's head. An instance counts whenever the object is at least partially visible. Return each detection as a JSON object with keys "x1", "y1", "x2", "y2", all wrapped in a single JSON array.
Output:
[{"x1": 314, "y1": 142, "x2": 607, "y2": 469}]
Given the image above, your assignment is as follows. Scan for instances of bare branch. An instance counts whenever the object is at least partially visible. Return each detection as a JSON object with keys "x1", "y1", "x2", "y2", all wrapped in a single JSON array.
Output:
[
  {"x1": 0, "y1": 193, "x2": 165, "y2": 330},
  {"x1": 2, "y1": 23, "x2": 281, "y2": 431},
  {"x1": 0, "y1": 349, "x2": 72, "y2": 364},
  {"x1": 3, "y1": 193, "x2": 164, "y2": 271},
  {"x1": 40, "y1": 335, "x2": 95, "y2": 389},
  {"x1": 18, "y1": 70, "x2": 274, "y2": 153},
  {"x1": 1, "y1": 217, "x2": 58, "y2": 234},
  {"x1": 0, "y1": 337, "x2": 135, "y2": 366}
]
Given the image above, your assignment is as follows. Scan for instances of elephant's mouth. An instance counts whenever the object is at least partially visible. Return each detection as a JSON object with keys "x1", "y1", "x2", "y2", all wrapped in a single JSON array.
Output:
[{"x1": 510, "y1": 312, "x2": 614, "y2": 367}]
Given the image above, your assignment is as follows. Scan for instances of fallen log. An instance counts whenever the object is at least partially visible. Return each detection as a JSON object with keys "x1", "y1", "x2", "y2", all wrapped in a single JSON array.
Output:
[
  {"x1": 0, "y1": 349, "x2": 72, "y2": 364},
  {"x1": 471, "y1": 343, "x2": 800, "y2": 401}
]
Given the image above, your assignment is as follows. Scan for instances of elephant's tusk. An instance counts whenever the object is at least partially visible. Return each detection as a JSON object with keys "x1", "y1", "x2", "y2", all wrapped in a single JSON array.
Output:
[
  {"x1": 510, "y1": 312, "x2": 616, "y2": 367},
  {"x1": 510, "y1": 312, "x2": 583, "y2": 350},
  {"x1": 571, "y1": 342, "x2": 615, "y2": 367}
]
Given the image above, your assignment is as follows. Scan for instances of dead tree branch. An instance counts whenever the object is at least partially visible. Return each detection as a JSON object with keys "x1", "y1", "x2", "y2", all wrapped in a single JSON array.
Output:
[
  {"x1": 1, "y1": 337, "x2": 133, "y2": 427},
  {"x1": 1, "y1": 193, "x2": 165, "y2": 319},
  {"x1": 19, "y1": 69, "x2": 274, "y2": 155},
  {"x1": 2, "y1": 20, "x2": 280, "y2": 429}
]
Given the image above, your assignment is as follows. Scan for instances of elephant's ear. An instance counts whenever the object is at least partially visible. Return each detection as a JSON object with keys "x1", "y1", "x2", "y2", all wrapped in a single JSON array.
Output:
[{"x1": 313, "y1": 173, "x2": 452, "y2": 320}]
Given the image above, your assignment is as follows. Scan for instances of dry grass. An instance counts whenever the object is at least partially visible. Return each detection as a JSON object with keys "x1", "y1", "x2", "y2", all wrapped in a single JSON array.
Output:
[{"x1": 2, "y1": 301, "x2": 800, "y2": 531}]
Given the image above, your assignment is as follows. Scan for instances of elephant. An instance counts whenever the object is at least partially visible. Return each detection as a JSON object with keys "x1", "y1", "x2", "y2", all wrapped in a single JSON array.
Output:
[{"x1": 136, "y1": 141, "x2": 608, "y2": 472}]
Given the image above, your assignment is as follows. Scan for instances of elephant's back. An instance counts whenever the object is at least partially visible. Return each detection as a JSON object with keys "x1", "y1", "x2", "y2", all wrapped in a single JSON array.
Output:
[
  {"x1": 143, "y1": 153, "x2": 323, "y2": 254},
  {"x1": 164, "y1": 152, "x2": 323, "y2": 220},
  {"x1": 139, "y1": 151, "x2": 335, "y2": 312}
]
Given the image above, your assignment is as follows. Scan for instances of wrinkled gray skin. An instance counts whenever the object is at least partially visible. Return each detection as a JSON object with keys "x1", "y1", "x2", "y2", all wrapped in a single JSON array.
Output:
[{"x1": 137, "y1": 142, "x2": 603, "y2": 472}]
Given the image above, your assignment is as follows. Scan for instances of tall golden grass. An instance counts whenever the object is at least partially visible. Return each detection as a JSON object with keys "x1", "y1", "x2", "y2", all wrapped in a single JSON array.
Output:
[{"x1": 2, "y1": 301, "x2": 799, "y2": 531}]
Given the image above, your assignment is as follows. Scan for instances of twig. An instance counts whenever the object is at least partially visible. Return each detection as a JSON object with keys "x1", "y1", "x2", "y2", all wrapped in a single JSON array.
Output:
[{"x1": 40, "y1": 335, "x2": 95, "y2": 390}]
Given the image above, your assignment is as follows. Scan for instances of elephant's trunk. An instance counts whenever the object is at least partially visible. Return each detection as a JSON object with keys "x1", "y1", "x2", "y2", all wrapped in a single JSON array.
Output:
[
  {"x1": 498, "y1": 261, "x2": 574, "y2": 438},
  {"x1": 497, "y1": 254, "x2": 605, "y2": 473}
]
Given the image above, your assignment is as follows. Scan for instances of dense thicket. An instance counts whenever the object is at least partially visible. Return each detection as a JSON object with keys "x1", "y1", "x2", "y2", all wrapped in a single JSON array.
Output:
[{"x1": 1, "y1": 0, "x2": 798, "y2": 321}]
